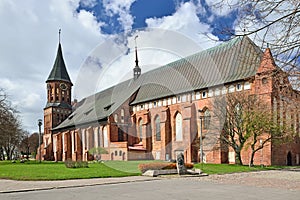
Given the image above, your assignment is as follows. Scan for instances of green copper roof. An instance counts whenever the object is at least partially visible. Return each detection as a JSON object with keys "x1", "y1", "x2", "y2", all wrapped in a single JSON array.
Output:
[{"x1": 46, "y1": 43, "x2": 72, "y2": 84}]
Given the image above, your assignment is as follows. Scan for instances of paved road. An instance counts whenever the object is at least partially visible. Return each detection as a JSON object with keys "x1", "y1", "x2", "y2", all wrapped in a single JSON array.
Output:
[
  {"x1": 1, "y1": 175, "x2": 300, "y2": 200},
  {"x1": 1, "y1": 170, "x2": 300, "y2": 200}
]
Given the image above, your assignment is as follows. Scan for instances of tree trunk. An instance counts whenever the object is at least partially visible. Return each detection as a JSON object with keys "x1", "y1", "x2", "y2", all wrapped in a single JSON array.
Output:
[
  {"x1": 249, "y1": 151, "x2": 255, "y2": 167},
  {"x1": 235, "y1": 151, "x2": 243, "y2": 165}
]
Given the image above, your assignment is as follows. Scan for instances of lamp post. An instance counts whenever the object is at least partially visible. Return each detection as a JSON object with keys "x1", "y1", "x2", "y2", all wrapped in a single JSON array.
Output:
[
  {"x1": 38, "y1": 119, "x2": 42, "y2": 163},
  {"x1": 198, "y1": 109, "x2": 204, "y2": 164}
]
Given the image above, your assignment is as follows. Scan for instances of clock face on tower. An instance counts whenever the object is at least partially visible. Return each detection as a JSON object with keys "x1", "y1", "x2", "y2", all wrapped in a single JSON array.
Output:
[{"x1": 59, "y1": 83, "x2": 68, "y2": 90}]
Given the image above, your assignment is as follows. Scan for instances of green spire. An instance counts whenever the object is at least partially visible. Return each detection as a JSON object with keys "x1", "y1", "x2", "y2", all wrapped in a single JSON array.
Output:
[{"x1": 46, "y1": 43, "x2": 72, "y2": 84}]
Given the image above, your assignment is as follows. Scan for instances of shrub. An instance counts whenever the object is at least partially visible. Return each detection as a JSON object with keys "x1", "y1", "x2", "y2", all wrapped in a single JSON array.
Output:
[
  {"x1": 138, "y1": 162, "x2": 194, "y2": 173},
  {"x1": 64, "y1": 159, "x2": 89, "y2": 168}
]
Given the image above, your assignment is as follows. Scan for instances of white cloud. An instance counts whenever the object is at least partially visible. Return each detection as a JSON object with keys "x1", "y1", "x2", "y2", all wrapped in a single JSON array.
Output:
[
  {"x1": 0, "y1": 0, "x2": 105, "y2": 132},
  {"x1": 145, "y1": 2, "x2": 218, "y2": 49},
  {"x1": 0, "y1": 0, "x2": 220, "y2": 133},
  {"x1": 80, "y1": 0, "x2": 97, "y2": 8},
  {"x1": 204, "y1": 0, "x2": 238, "y2": 16},
  {"x1": 102, "y1": 0, "x2": 136, "y2": 33}
]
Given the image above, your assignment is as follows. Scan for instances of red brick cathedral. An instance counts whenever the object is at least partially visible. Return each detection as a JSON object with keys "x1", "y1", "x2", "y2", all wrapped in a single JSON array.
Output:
[{"x1": 38, "y1": 36, "x2": 300, "y2": 166}]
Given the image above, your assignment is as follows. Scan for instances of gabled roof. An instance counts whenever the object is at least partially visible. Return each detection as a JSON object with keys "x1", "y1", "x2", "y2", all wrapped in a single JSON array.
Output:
[
  {"x1": 53, "y1": 36, "x2": 263, "y2": 131},
  {"x1": 131, "y1": 36, "x2": 262, "y2": 104},
  {"x1": 46, "y1": 43, "x2": 72, "y2": 84}
]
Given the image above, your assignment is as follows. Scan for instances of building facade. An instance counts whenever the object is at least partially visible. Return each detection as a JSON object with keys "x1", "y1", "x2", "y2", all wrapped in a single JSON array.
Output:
[{"x1": 38, "y1": 36, "x2": 300, "y2": 165}]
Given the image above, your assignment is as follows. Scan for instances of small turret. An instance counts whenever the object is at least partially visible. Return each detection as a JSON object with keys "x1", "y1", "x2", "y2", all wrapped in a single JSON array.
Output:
[{"x1": 133, "y1": 35, "x2": 141, "y2": 80}]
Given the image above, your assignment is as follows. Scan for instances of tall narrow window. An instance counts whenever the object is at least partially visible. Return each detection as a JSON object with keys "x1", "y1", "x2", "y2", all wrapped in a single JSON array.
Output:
[
  {"x1": 103, "y1": 126, "x2": 108, "y2": 147},
  {"x1": 204, "y1": 110, "x2": 211, "y2": 129},
  {"x1": 155, "y1": 116, "x2": 161, "y2": 141},
  {"x1": 139, "y1": 119, "x2": 143, "y2": 142},
  {"x1": 175, "y1": 113, "x2": 183, "y2": 141},
  {"x1": 118, "y1": 128, "x2": 124, "y2": 141},
  {"x1": 121, "y1": 109, "x2": 125, "y2": 123}
]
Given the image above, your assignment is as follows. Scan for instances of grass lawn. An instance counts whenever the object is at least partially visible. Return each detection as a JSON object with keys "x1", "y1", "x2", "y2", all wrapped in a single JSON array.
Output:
[
  {"x1": 0, "y1": 160, "x2": 292, "y2": 180},
  {"x1": 0, "y1": 160, "x2": 142, "y2": 181},
  {"x1": 194, "y1": 163, "x2": 281, "y2": 175}
]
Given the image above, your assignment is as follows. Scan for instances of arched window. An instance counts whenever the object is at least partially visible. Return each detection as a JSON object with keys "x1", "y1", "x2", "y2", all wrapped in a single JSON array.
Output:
[
  {"x1": 118, "y1": 128, "x2": 124, "y2": 141},
  {"x1": 103, "y1": 126, "x2": 108, "y2": 147},
  {"x1": 114, "y1": 114, "x2": 118, "y2": 122},
  {"x1": 155, "y1": 116, "x2": 161, "y2": 141},
  {"x1": 175, "y1": 113, "x2": 183, "y2": 141},
  {"x1": 204, "y1": 110, "x2": 211, "y2": 129},
  {"x1": 121, "y1": 109, "x2": 125, "y2": 123},
  {"x1": 138, "y1": 119, "x2": 143, "y2": 142}
]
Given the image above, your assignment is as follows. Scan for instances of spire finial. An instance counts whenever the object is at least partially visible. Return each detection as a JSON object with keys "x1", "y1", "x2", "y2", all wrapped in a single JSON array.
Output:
[
  {"x1": 134, "y1": 35, "x2": 139, "y2": 67},
  {"x1": 59, "y1": 29, "x2": 61, "y2": 43}
]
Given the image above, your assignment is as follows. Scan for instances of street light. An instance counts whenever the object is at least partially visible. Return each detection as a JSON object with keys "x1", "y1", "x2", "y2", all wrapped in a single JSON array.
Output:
[
  {"x1": 38, "y1": 119, "x2": 42, "y2": 163},
  {"x1": 198, "y1": 109, "x2": 204, "y2": 164}
]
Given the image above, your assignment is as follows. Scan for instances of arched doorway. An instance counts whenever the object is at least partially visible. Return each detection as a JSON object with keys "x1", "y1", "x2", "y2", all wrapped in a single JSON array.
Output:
[{"x1": 287, "y1": 151, "x2": 292, "y2": 166}]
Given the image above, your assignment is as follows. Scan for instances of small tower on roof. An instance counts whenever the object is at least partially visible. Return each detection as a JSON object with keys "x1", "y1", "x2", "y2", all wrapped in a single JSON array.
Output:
[{"x1": 133, "y1": 35, "x2": 141, "y2": 80}]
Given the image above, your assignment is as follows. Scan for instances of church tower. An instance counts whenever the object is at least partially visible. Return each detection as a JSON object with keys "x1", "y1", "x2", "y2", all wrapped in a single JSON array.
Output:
[{"x1": 43, "y1": 30, "x2": 73, "y2": 159}]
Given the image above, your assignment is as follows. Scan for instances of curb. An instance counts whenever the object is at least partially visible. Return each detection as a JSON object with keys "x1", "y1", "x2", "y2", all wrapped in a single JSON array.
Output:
[{"x1": 0, "y1": 177, "x2": 160, "y2": 194}]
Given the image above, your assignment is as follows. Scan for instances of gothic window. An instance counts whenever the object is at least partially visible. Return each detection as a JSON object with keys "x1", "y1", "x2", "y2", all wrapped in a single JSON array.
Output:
[
  {"x1": 114, "y1": 114, "x2": 118, "y2": 123},
  {"x1": 158, "y1": 100, "x2": 162, "y2": 107},
  {"x1": 121, "y1": 109, "x2": 125, "y2": 123},
  {"x1": 222, "y1": 86, "x2": 227, "y2": 95},
  {"x1": 196, "y1": 92, "x2": 201, "y2": 99},
  {"x1": 182, "y1": 95, "x2": 187, "y2": 102},
  {"x1": 172, "y1": 97, "x2": 176, "y2": 104},
  {"x1": 202, "y1": 91, "x2": 207, "y2": 98},
  {"x1": 175, "y1": 113, "x2": 183, "y2": 141},
  {"x1": 138, "y1": 119, "x2": 143, "y2": 142},
  {"x1": 215, "y1": 88, "x2": 220, "y2": 96},
  {"x1": 236, "y1": 83, "x2": 242, "y2": 91},
  {"x1": 244, "y1": 82, "x2": 251, "y2": 90},
  {"x1": 208, "y1": 90, "x2": 213, "y2": 97},
  {"x1": 62, "y1": 91, "x2": 65, "y2": 101},
  {"x1": 204, "y1": 109, "x2": 211, "y2": 129},
  {"x1": 98, "y1": 127, "x2": 102, "y2": 147},
  {"x1": 155, "y1": 116, "x2": 161, "y2": 141},
  {"x1": 163, "y1": 99, "x2": 167, "y2": 106},
  {"x1": 229, "y1": 85, "x2": 235, "y2": 93},
  {"x1": 118, "y1": 128, "x2": 124, "y2": 141},
  {"x1": 103, "y1": 126, "x2": 108, "y2": 147},
  {"x1": 167, "y1": 98, "x2": 172, "y2": 105}
]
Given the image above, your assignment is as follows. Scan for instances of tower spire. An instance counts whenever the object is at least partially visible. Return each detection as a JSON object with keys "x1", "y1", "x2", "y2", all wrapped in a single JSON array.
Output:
[
  {"x1": 135, "y1": 35, "x2": 139, "y2": 67},
  {"x1": 59, "y1": 29, "x2": 61, "y2": 43},
  {"x1": 133, "y1": 35, "x2": 141, "y2": 80}
]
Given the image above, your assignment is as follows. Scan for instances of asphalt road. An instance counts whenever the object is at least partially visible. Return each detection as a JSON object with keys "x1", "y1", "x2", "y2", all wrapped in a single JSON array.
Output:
[{"x1": 1, "y1": 178, "x2": 299, "y2": 200}]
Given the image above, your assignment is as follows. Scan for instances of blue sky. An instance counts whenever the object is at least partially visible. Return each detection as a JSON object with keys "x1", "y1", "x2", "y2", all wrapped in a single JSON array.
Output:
[
  {"x1": 76, "y1": 0, "x2": 238, "y2": 40},
  {"x1": 0, "y1": 0, "x2": 243, "y2": 133}
]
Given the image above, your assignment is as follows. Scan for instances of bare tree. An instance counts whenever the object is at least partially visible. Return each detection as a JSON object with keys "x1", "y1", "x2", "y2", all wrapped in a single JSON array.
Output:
[
  {"x1": 212, "y1": 92, "x2": 288, "y2": 166},
  {"x1": 209, "y1": 0, "x2": 300, "y2": 89},
  {"x1": 19, "y1": 132, "x2": 39, "y2": 159},
  {"x1": 0, "y1": 88, "x2": 23, "y2": 160}
]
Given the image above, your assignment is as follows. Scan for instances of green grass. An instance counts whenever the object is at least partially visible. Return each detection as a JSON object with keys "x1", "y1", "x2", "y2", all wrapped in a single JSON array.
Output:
[
  {"x1": 1, "y1": 160, "x2": 294, "y2": 180},
  {"x1": 0, "y1": 160, "x2": 141, "y2": 181},
  {"x1": 194, "y1": 163, "x2": 281, "y2": 175}
]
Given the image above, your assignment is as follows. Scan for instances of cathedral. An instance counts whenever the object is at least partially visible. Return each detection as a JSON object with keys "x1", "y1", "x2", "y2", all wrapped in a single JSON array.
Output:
[{"x1": 38, "y1": 36, "x2": 300, "y2": 166}]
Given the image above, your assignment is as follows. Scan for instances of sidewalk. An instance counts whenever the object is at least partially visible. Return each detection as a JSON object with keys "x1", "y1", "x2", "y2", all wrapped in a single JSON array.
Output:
[{"x1": 0, "y1": 176, "x2": 159, "y2": 193}]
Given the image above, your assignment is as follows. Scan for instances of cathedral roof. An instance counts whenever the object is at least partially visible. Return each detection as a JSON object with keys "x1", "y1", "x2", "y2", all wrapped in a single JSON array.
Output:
[
  {"x1": 53, "y1": 36, "x2": 263, "y2": 131},
  {"x1": 46, "y1": 43, "x2": 72, "y2": 84}
]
